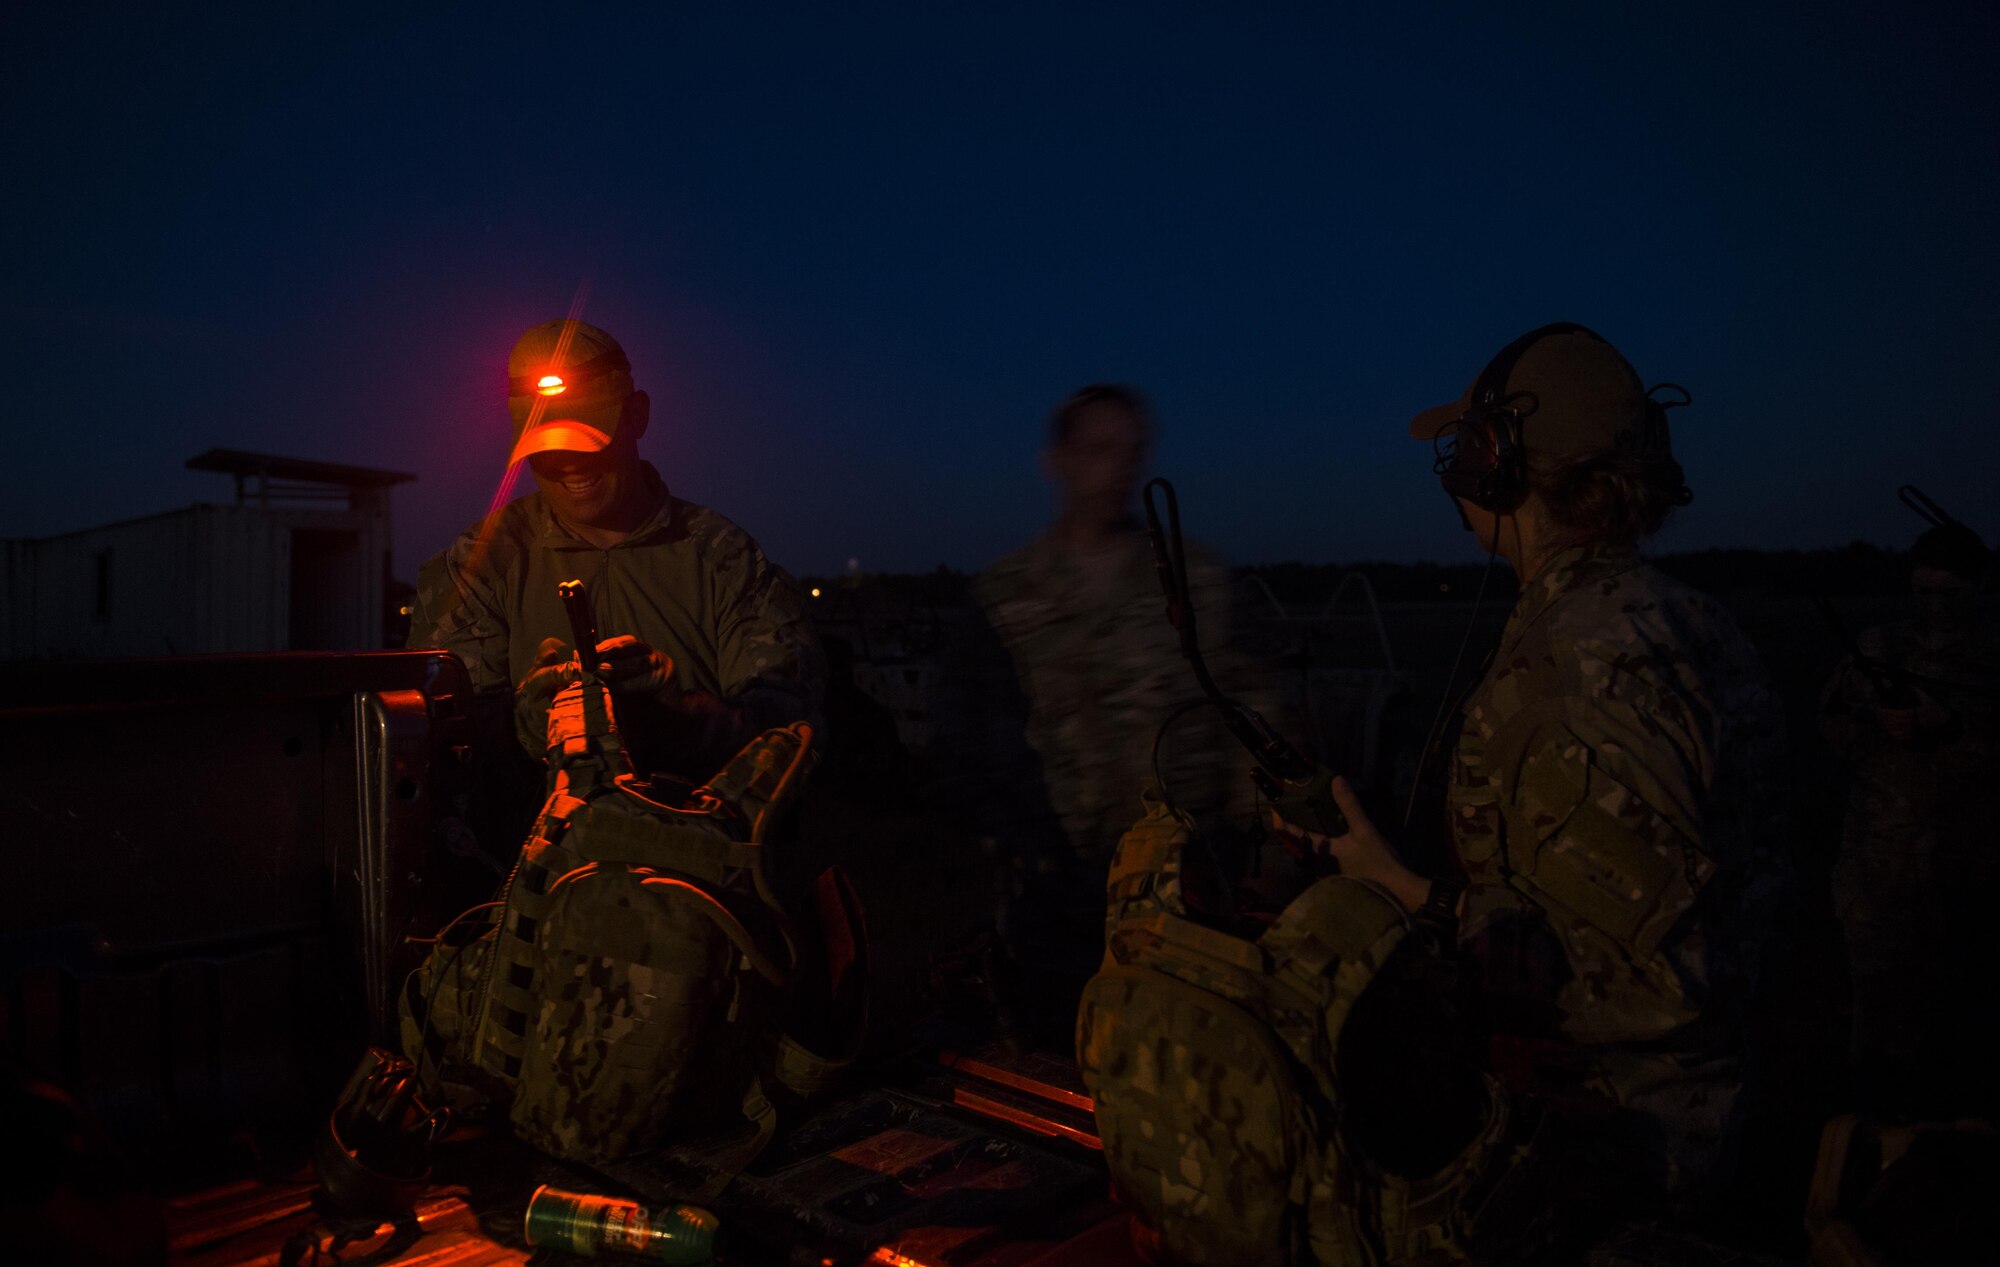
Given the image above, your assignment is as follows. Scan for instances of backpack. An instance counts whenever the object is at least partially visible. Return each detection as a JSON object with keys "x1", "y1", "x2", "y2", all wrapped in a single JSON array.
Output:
[
  {"x1": 401, "y1": 680, "x2": 861, "y2": 1186},
  {"x1": 1077, "y1": 791, "x2": 1534, "y2": 1267}
]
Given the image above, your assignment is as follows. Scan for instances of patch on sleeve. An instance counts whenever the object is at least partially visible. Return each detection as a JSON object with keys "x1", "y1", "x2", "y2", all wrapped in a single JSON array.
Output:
[{"x1": 1509, "y1": 724, "x2": 1698, "y2": 959}]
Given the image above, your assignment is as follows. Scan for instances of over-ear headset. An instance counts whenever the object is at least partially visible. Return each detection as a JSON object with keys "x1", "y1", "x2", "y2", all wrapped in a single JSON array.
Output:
[
  {"x1": 1433, "y1": 321, "x2": 1591, "y2": 514},
  {"x1": 1433, "y1": 322, "x2": 1690, "y2": 514}
]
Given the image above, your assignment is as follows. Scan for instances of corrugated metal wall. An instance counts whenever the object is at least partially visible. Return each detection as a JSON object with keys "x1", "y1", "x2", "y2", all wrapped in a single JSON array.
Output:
[
  {"x1": 2, "y1": 540, "x2": 35, "y2": 658},
  {"x1": 1, "y1": 505, "x2": 388, "y2": 658}
]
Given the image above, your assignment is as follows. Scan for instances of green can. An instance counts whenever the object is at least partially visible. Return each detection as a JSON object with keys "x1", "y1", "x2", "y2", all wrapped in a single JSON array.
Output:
[{"x1": 523, "y1": 1184, "x2": 722, "y2": 1264}]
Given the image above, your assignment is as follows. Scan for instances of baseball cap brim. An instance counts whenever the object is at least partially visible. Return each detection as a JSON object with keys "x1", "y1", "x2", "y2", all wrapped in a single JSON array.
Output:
[
  {"x1": 1409, "y1": 383, "x2": 1474, "y2": 441},
  {"x1": 506, "y1": 413, "x2": 618, "y2": 466}
]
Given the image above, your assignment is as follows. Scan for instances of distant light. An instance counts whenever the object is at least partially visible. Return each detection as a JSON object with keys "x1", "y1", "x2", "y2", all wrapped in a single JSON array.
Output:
[
  {"x1": 399, "y1": 605, "x2": 412, "y2": 615},
  {"x1": 810, "y1": 587, "x2": 822, "y2": 598},
  {"x1": 1438, "y1": 583, "x2": 1449, "y2": 594},
  {"x1": 535, "y1": 374, "x2": 566, "y2": 396}
]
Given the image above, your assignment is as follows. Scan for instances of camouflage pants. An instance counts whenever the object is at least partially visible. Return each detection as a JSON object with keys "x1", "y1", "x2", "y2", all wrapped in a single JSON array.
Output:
[{"x1": 1832, "y1": 838, "x2": 1996, "y2": 1118}]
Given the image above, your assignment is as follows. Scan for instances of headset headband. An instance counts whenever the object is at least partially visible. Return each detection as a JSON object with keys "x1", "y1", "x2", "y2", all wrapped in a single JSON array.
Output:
[
  {"x1": 1468, "y1": 321, "x2": 1600, "y2": 412},
  {"x1": 1443, "y1": 322, "x2": 1619, "y2": 515}
]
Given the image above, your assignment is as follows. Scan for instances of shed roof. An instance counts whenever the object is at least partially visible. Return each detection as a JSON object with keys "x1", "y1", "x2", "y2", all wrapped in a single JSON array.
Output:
[{"x1": 186, "y1": 448, "x2": 416, "y2": 488}]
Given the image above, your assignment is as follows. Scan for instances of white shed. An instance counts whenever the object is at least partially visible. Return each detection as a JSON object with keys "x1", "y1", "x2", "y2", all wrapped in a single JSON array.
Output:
[{"x1": 2, "y1": 450, "x2": 415, "y2": 658}]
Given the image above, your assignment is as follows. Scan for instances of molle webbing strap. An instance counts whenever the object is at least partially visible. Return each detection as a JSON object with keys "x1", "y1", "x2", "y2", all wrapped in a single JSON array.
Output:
[
  {"x1": 768, "y1": 1031, "x2": 851, "y2": 1102},
  {"x1": 543, "y1": 792, "x2": 587, "y2": 825},
  {"x1": 681, "y1": 1078, "x2": 780, "y2": 1201},
  {"x1": 695, "y1": 723, "x2": 815, "y2": 844},
  {"x1": 588, "y1": 793, "x2": 762, "y2": 887},
  {"x1": 757, "y1": 866, "x2": 868, "y2": 1105},
  {"x1": 474, "y1": 795, "x2": 586, "y2": 1082}
]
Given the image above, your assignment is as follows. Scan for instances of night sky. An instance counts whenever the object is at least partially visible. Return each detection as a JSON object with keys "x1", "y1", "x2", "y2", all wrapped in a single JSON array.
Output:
[{"x1": 5, "y1": 2, "x2": 1995, "y2": 579}]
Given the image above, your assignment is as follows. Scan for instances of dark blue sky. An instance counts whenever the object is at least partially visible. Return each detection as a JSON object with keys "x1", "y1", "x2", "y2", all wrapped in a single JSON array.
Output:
[{"x1": 4, "y1": 2, "x2": 1994, "y2": 577}]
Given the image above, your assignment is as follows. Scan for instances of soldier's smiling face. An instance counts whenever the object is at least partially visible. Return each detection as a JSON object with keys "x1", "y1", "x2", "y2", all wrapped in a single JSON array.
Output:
[
  {"x1": 528, "y1": 392, "x2": 653, "y2": 533},
  {"x1": 530, "y1": 445, "x2": 626, "y2": 524}
]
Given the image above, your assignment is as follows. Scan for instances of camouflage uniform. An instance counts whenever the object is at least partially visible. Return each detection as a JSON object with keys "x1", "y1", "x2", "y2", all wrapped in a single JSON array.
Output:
[
  {"x1": 939, "y1": 525, "x2": 1261, "y2": 1032},
  {"x1": 1448, "y1": 544, "x2": 1789, "y2": 1200},
  {"x1": 971, "y1": 527, "x2": 1252, "y2": 859},
  {"x1": 407, "y1": 461, "x2": 824, "y2": 777},
  {"x1": 1819, "y1": 613, "x2": 2000, "y2": 1116}
]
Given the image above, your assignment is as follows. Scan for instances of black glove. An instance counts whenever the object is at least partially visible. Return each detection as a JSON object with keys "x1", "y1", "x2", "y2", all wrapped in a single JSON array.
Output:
[
  {"x1": 593, "y1": 635, "x2": 680, "y2": 705},
  {"x1": 514, "y1": 636, "x2": 579, "y2": 751}
]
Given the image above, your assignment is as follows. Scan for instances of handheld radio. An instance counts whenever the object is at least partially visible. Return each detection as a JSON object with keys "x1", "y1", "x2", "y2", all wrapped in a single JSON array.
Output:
[{"x1": 1142, "y1": 478, "x2": 1348, "y2": 839}]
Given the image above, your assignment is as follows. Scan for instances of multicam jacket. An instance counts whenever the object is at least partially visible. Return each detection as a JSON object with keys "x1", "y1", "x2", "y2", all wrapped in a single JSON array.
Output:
[
  {"x1": 1818, "y1": 612, "x2": 2000, "y2": 1057},
  {"x1": 1820, "y1": 615, "x2": 2000, "y2": 869},
  {"x1": 959, "y1": 524, "x2": 1255, "y2": 869},
  {"x1": 1448, "y1": 544, "x2": 1788, "y2": 1195},
  {"x1": 407, "y1": 462, "x2": 824, "y2": 772}
]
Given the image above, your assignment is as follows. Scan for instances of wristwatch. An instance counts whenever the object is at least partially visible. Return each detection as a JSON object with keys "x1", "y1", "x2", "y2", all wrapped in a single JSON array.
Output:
[{"x1": 1416, "y1": 875, "x2": 1464, "y2": 941}]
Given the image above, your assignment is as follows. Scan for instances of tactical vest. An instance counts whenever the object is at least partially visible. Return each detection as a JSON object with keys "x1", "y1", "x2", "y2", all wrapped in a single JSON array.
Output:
[
  {"x1": 402, "y1": 682, "x2": 857, "y2": 1186},
  {"x1": 1077, "y1": 792, "x2": 1539, "y2": 1267}
]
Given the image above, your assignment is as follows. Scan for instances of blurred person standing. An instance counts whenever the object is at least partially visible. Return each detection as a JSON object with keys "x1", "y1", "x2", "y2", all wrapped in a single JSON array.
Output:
[
  {"x1": 1819, "y1": 518, "x2": 2000, "y2": 1118},
  {"x1": 941, "y1": 385, "x2": 1254, "y2": 1043}
]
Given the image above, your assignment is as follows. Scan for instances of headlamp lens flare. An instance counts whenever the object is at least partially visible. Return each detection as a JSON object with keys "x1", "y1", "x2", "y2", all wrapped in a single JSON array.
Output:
[{"x1": 535, "y1": 374, "x2": 566, "y2": 396}]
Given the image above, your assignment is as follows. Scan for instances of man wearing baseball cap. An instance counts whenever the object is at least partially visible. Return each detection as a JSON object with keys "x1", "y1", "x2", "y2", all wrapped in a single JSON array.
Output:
[
  {"x1": 1274, "y1": 324, "x2": 1792, "y2": 1226},
  {"x1": 408, "y1": 318, "x2": 824, "y2": 778}
]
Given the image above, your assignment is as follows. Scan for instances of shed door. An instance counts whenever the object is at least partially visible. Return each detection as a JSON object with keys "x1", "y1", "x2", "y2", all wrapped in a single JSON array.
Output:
[{"x1": 289, "y1": 528, "x2": 362, "y2": 649}]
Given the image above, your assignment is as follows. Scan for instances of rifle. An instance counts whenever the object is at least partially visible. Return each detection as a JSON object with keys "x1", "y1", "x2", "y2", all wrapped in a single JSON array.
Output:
[
  {"x1": 558, "y1": 579, "x2": 600, "y2": 678},
  {"x1": 1142, "y1": 478, "x2": 1348, "y2": 840},
  {"x1": 1898, "y1": 484, "x2": 1958, "y2": 532},
  {"x1": 547, "y1": 579, "x2": 630, "y2": 790}
]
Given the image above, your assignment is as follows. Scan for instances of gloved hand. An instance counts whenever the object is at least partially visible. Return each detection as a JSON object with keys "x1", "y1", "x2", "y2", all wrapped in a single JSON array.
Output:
[
  {"x1": 593, "y1": 635, "x2": 681, "y2": 705},
  {"x1": 515, "y1": 637, "x2": 579, "y2": 748},
  {"x1": 517, "y1": 636, "x2": 579, "y2": 702}
]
